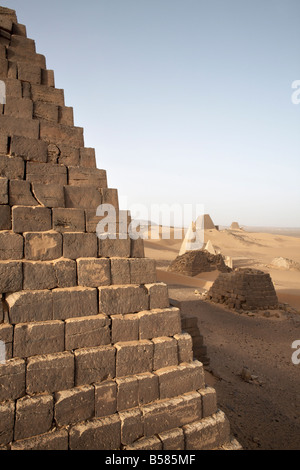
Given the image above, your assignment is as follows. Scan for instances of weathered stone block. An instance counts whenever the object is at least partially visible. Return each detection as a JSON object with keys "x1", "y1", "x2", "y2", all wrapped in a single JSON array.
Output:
[
  {"x1": 110, "y1": 258, "x2": 131, "y2": 285},
  {"x1": 0, "y1": 115, "x2": 39, "y2": 139},
  {"x1": 0, "y1": 133, "x2": 8, "y2": 155},
  {"x1": 52, "y1": 207, "x2": 85, "y2": 232},
  {"x1": 111, "y1": 314, "x2": 139, "y2": 343},
  {"x1": 11, "y1": 136, "x2": 48, "y2": 163},
  {"x1": 158, "y1": 428, "x2": 185, "y2": 451},
  {"x1": 58, "y1": 106, "x2": 74, "y2": 126},
  {"x1": 0, "y1": 155, "x2": 24, "y2": 179},
  {"x1": 119, "y1": 409, "x2": 144, "y2": 446},
  {"x1": 26, "y1": 161, "x2": 67, "y2": 185},
  {"x1": 80, "y1": 148, "x2": 96, "y2": 168},
  {"x1": 6, "y1": 290, "x2": 53, "y2": 324},
  {"x1": 4, "y1": 96, "x2": 33, "y2": 119},
  {"x1": 138, "y1": 307, "x2": 181, "y2": 340},
  {"x1": 9, "y1": 180, "x2": 37, "y2": 206},
  {"x1": 69, "y1": 415, "x2": 121, "y2": 450},
  {"x1": 58, "y1": 144, "x2": 80, "y2": 166},
  {"x1": 115, "y1": 341, "x2": 153, "y2": 377},
  {"x1": 41, "y1": 69, "x2": 55, "y2": 87},
  {"x1": 0, "y1": 177, "x2": 8, "y2": 203},
  {"x1": 0, "y1": 231, "x2": 23, "y2": 260},
  {"x1": 0, "y1": 358, "x2": 25, "y2": 401},
  {"x1": 155, "y1": 362, "x2": 205, "y2": 400},
  {"x1": 68, "y1": 167, "x2": 107, "y2": 188},
  {"x1": 63, "y1": 233, "x2": 97, "y2": 259},
  {"x1": 52, "y1": 259, "x2": 76, "y2": 288},
  {"x1": 64, "y1": 186, "x2": 102, "y2": 210},
  {"x1": 146, "y1": 283, "x2": 170, "y2": 310},
  {"x1": 74, "y1": 346, "x2": 116, "y2": 386},
  {"x1": 95, "y1": 381, "x2": 117, "y2": 418},
  {"x1": 152, "y1": 337, "x2": 178, "y2": 371},
  {"x1": 65, "y1": 315, "x2": 110, "y2": 350},
  {"x1": 3, "y1": 78, "x2": 21, "y2": 98},
  {"x1": 137, "y1": 373, "x2": 159, "y2": 406},
  {"x1": 174, "y1": 333, "x2": 193, "y2": 364},
  {"x1": 0, "y1": 261, "x2": 22, "y2": 293},
  {"x1": 52, "y1": 287, "x2": 98, "y2": 320},
  {"x1": 14, "y1": 395, "x2": 53, "y2": 441},
  {"x1": 40, "y1": 121, "x2": 84, "y2": 147},
  {"x1": 99, "y1": 285, "x2": 149, "y2": 315},
  {"x1": 26, "y1": 352, "x2": 74, "y2": 394},
  {"x1": 10, "y1": 429, "x2": 69, "y2": 451},
  {"x1": 14, "y1": 321, "x2": 64, "y2": 358},
  {"x1": 24, "y1": 232, "x2": 62, "y2": 261},
  {"x1": 131, "y1": 238, "x2": 145, "y2": 258},
  {"x1": 199, "y1": 387, "x2": 218, "y2": 418},
  {"x1": 33, "y1": 100, "x2": 58, "y2": 122},
  {"x1": 126, "y1": 436, "x2": 162, "y2": 451},
  {"x1": 99, "y1": 238, "x2": 131, "y2": 258},
  {"x1": 0, "y1": 401, "x2": 14, "y2": 446},
  {"x1": 183, "y1": 411, "x2": 230, "y2": 450},
  {"x1": 129, "y1": 258, "x2": 157, "y2": 285},
  {"x1": 23, "y1": 261, "x2": 57, "y2": 290},
  {"x1": 12, "y1": 206, "x2": 51, "y2": 233},
  {"x1": 0, "y1": 205, "x2": 11, "y2": 230},
  {"x1": 17, "y1": 62, "x2": 41, "y2": 85},
  {"x1": 54, "y1": 385, "x2": 94, "y2": 427},
  {"x1": 77, "y1": 258, "x2": 111, "y2": 287},
  {"x1": 142, "y1": 392, "x2": 202, "y2": 437},
  {"x1": 32, "y1": 183, "x2": 65, "y2": 208},
  {"x1": 31, "y1": 84, "x2": 64, "y2": 106},
  {"x1": 117, "y1": 376, "x2": 139, "y2": 411}
]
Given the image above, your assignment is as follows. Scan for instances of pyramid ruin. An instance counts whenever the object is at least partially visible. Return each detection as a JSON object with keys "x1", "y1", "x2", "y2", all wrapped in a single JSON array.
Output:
[
  {"x1": 168, "y1": 250, "x2": 230, "y2": 277},
  {"x1": 207, "y1": 269, "x2": 279, "y2": 311},
  {"x1": 0, "y1": 7, "x2": 237, "y2": 450},
  {"x1": 178, "y1": 214, "x2": 217, "y2": 256}
]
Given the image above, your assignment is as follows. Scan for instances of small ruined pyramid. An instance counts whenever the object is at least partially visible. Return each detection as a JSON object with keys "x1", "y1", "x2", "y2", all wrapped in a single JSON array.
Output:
[{"x1": 0, "y1": 7, "x2": 237, "y2": 450}]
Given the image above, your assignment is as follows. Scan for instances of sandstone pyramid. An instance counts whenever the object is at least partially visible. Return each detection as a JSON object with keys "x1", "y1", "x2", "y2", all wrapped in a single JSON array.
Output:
[
  {"x1": 204, "y1": 240, "x2": 217, "y2": 256},
  {"x1": 0, "y1": 7, "x2": 236, "y2": 450},
  {"x1": 230, "y1": 222, "x2": 240, "y2": 230},
  {"x1": 178, "y1": 215, "x2": 217, "y2": 257}
]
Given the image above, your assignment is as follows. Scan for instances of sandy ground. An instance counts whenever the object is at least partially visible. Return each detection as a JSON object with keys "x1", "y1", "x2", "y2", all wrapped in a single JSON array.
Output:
[{"x1": 144, "y1": 226, "x2": 300, "y2": 450}]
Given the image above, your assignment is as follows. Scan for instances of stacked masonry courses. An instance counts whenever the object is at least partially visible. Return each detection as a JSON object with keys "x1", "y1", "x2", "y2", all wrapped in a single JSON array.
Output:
[{"x1": 0, "y1": 6, "x2": 235, "y2": 450}]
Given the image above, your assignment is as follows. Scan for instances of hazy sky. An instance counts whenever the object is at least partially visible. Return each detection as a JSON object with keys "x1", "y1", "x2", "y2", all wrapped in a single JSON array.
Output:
[{"x1": 4, "y1": 0, "x2": 300, "y2": 227}]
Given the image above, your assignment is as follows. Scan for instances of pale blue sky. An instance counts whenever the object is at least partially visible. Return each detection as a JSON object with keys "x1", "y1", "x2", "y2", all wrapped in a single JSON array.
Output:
[{"x1": 3, "y1": 0, "x2": 300, "y2": 227}]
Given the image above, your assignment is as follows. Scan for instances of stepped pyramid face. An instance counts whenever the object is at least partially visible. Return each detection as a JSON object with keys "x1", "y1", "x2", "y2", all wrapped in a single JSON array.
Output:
[{"x1": 0, "y1": 7, "x2": 236, "y2": 450}]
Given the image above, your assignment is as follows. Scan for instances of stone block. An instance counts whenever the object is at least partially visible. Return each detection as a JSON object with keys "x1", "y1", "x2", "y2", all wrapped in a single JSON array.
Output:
[
  {"x1": 115, "y1": 340, "x2": 153, "y2": 377},
  {"x1": 12, "y1": 23, "x2": 27, "y2": 36},
  {"x1": 4, "y1": 96, "x2": 33, "y2": 119},
  {"x1": 6, "y1": 290, "x2": 53, "y2": 324},
  {"x1": 14, "y1": 395, "x2": 53, "y2": 441},
  {"x1": 64, "y1": 185, "x2": 102, "y2": 210},
  {"x1": 54, "y1": 385, "x2": 94, "y2": 427},
  {"x1": 0, "y1": 358, "x2": 25, "y2": 401},
  {"x1": 183, "y1": 411, "x2": 230, "y2": 450},
  {"x1": 58, "y1": 106, "x2": 74, "y2": 126},
  {"x1": 17, "y1": 62, "x2": 41, "y2": 85},
  {"x1": 152, "y1": 337, "x2": 178, "y2": 370},
  {"x1": 131, "y1": 238, "x2": 145, "y2": 258},
  {"x1": 0, "y1": 261, "x2": 22, "y2": 293},
  {"x1": 110, "y1": 258, "x2": 131, "y2": 285},
  {"x1": 31, "y1": 84, "x2": 64, "y2": 106},
  {"x1": 99, "y1": 238, "x2": 131, "y2": 258},
  {"x1": 10, "y1": 429, "x2": 68, "y2": 451},
  {"x1": 80, "y1": 148, "x2": 96, "y2": 168},
  {"x1": 0, "y1": 177, "x2": 8, "y2": 203},
  {"x1": 9, "y1": 180, "x2": 37, "y2": 206},
  {"x1": 199, "y1": 387, "x2": 218, "y2": 418},
  {"x1": 155, "y1": 362, "x2": 205, "y2": 400},
  {"x1": 0, "y1": 115, "x2": 39, "y2": 139},
  {"x1": 137, "y1": 373, "x2": 159, "y2": 406},
  {"x1": 52, "y1": 287, "x2": 98, "y2": 321},
  {"x1": 117, "y1": 376, "x2": 139, "y2": 411},
  {"x1": 126, "y1": 436, "x2": 162, "y2": 451},
  {"x1": 32, "y1": 183, "x2": 65, "y2": 208},
  {"x1": 0, "y1": 324, "x2": 13, "y2": 360},
  {"x1": 24, "y1": 232, "x2": 62, "y2": 261},
  {"x1": 95, "y1": 381, "x2": 117, "y2": 418},
  {"x1": 33, "y1": 100, "x2": 58, "y2": 122},
  {"x1": 65, "y1": 315, "x2": 110, "y2": 350},
  {"x1": 40, "y1": 121, "x2": 84, "y2": 147},
  {"x1": 0, "y1": 205, "x2": 11, "y2": 230},
  {"x1": 52, "y1": 259, "x2": 77, "y2": 288},
  {"x1": 3, "y1": 78, "x2": 22, "y2": 98},
  {"x1": 26, "y1": 352, "x2": 74, "y2": 394},
  {"x1": 52, "y1": 208, "x2": 85, "y2": 232},
  {"x1": 158, "y1": 428, "x2": 185, "y2": 451},
  {"x1": 174, "y1": 333, "x2": 193, "y2": 364},
  {"x1": 0, "y1": 133, "x2": 8, "y2": 155},
  {"x1": 129, "y1": 258, "x2": 157, "y2": 284},
  {"x1": 77, "y1": 258, "x2": 111, "y2": 287},
  {"x1": 14, "y1": 321, "x2": 64, "y2": 358},
  {"x1": 0, "y1": 231, "x2": 23, "y2": 260},
  {"x1": 119, "y1": 409, "x2": 144, "y2": 445},
  {"x1": 138, "y1": 307, "x2": 181, "y2": 340},
  {"x1": 26, "y1": 161, "x2": 67, "y2": 185},
  {"x1": 69, "y1": 415, "x2": 121, "y2": 450},
  {"x1": 0, "y1": 155, "x2": 24, "y2": 179},
  {"x1": 74, "y1": 346, "x2": 116, "y2": 386},
  {"x1": 41, "y1": 69, "x2": 55, "y2": 87},
  {"x1": 100, "y1": 188, "x2": 119, "y2": 210},
  {"x1": 99, "y1": 285, "x2": 149, "y2": 315},
  {"x1": 142, "y1": 392, "x2": 202, "y2": 437},
  {"x1": 58, "y1": 144, "x2": 80, "y2": 166},
  {"x1": 0, "y1": 401, "x2": 14, "y2": 446},
  {"x1": 23, "y1": 261, "x2": 57, "y2": 290},
  {"x1": 146, "y1": 283, "x2": 170, "y2": 310},
  {"x1": 111, "y1": 314, "x2": 139, "y2": 343},
  {"x1": 63, "y1": 233, "x2": 97, "y2": 259},
  {"x1": 68, "y1": 167, "x2": 107, "y2": 188},
  {"x1": 12, "y1": 206, "x2": 51, "y2": 233}
]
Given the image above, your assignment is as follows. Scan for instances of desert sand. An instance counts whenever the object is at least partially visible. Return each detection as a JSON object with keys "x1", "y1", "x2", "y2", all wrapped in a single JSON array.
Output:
[{"x1": 144, "y1": 225, "x2": 300, "y2": 450}]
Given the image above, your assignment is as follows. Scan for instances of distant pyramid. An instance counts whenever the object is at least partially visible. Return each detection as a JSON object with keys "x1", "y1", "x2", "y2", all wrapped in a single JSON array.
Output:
[
  {"x1": 230, "y1": 222, "x2": 240, "y2": 230},
  {"x1": 205, "y1": 240, "x2": 217, "y2": 255},
  {"x1": 179, "y1": 214, "x2": 216, "y2": 256}
]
